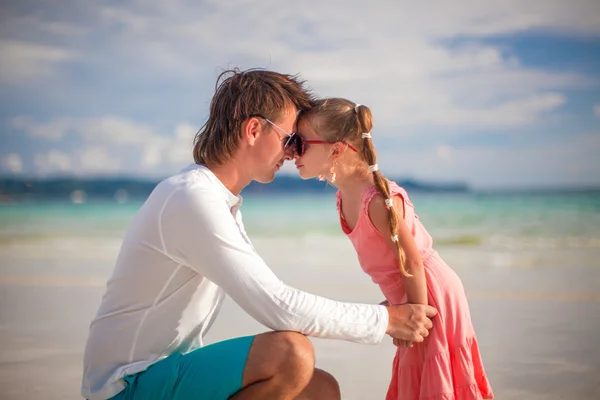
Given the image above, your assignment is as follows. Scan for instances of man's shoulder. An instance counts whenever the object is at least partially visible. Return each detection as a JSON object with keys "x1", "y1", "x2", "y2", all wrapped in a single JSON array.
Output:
[
  {"x1": 142, "y1": 164, "x2": 232, "y2": 220},
  {"x1": 157, "y1": 164, "x2": 216, "y2": 194}
]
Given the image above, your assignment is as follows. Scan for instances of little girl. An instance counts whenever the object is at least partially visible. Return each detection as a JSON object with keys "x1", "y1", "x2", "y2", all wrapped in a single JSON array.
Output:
[{"x1": 290, "y1": 98, "x2": 494, "y2": 399}]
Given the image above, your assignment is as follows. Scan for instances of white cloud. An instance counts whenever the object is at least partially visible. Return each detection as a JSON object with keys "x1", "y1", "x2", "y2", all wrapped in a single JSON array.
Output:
[
  {"x1": 438, "y1": 92, "x2": 566, "y2": 127},
  {"x1": 372, "y1": 132, "x2": 600, "y2": 189},
  {"x1": 141, "y1": 144, "x2": 164, "y2": 169},
  {"x1": 78, "y1": 146, "x2": 122, "y2": 174},
  {"x1": 34, "y1": 150, "x2": 72, "y2": 176},
  {"x1": 2, "y1": 1, "x2": 597, "y2": 130},
  {"x1": 279, "y1": 162, "x2": 299, "y2": 176},
  {"x1": 76, "y1": 117, "x2": 159, "y2": 146},
  {"x1": 167, "y1": 123, "x2": 197, "y2": 164},
  {"x1": 11, "y1": 116, "x2": 159, "y2": 144},
  {"x1": 12, "y1": 115, "x2": 196, "y2": 175},
  {"x1": 2, "y1": 1, "x2": 600, "y2": 185},
  {"x1": 0, "y1": 40, "x2": 79, "y2": 84},
  {"x1": 2, "y1": 153, "x2": 23, "y2": 173},
  {"x1": 594, "y1": 104, "x2": 600, "y2": 117},
  {"x1": 11, "y1": 116, "x2": 71, "y2": 141}
]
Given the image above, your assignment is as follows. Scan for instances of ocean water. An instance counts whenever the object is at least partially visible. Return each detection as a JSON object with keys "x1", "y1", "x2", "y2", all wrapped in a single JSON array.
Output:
[
  {"x1": 1, "y1": 188, "x2": 599, "y2": 283},
  {"x1": 2, "y1": 189, "x2": 599, "y2": 251}
]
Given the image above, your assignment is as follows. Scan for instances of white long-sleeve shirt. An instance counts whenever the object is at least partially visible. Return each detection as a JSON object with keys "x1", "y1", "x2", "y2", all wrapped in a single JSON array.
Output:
[{"x1": 81, "y1": 163, "x2": 388, "y2": 400}]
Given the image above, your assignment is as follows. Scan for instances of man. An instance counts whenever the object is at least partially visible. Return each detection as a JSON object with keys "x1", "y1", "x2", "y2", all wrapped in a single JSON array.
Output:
[{"x1": 82, "y1": 69, "x2": 437, "y2": 400}]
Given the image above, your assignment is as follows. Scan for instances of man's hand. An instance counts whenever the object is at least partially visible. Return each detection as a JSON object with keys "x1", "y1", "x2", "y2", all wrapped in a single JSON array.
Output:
[{"x1": 385, "y1": 304, "x2": 437, "y2": 343}]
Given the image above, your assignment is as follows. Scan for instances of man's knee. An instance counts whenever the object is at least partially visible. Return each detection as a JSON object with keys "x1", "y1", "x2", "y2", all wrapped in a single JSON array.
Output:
[
  {"x1": 275, "y1": 332, "x2": 315, "y2": 373},
  {"x1": 245, "y1": 331, "x2": 315, "y2": 381},
  {"x1": 311, "y1": 369, "x2": 341, "y2": 399},
  {"x1": 273, "y1": 332, "x2": 315, "y2": 383},
  {"x1": 234, "y1": 333, "x2": 322, "y2": 398}
]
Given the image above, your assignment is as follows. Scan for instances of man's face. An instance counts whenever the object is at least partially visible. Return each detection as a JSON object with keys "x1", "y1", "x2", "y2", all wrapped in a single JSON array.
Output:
[{"x1": 253, "y1": 107, "x2": 297, "y2": 183}]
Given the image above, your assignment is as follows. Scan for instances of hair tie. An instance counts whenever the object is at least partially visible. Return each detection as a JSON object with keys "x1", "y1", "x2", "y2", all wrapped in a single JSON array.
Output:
[
  {"x1": 354, "y1": 104, "x2": 361, "y2": 113},
  {"x1": 391, "y1": 235, "x2": 399, "y2": 243},
  {"x1": 368, "y1": 164, "x2": 379, "y2": 172},
  {"x1": 361, "y1": 132, "x2": 372, "y2": 139},
  {"x1": 385, "y1": 198, "x2": 394, "y2": 208}
]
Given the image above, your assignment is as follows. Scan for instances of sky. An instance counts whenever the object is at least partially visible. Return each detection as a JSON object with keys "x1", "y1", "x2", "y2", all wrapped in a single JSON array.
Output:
[{"x1": 1, "y1": 0, "x2": 599, "y2": 189}]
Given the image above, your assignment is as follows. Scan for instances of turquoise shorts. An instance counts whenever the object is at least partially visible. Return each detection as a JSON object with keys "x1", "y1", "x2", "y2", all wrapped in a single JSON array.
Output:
[{"x1": 111, "y1": 335, "x2": 255, "y2": 400}]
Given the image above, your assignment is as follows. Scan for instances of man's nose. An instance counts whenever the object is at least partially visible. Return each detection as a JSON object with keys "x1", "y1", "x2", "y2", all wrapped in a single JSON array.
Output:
[{"x1": 283, "y1": 145, "x2": 296, "y2": 160}]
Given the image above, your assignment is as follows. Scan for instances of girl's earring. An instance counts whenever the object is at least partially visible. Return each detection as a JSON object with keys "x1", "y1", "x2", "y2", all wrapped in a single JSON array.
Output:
[{"x1": 329, "y1": 162, "x2": 337, "y2": 183}]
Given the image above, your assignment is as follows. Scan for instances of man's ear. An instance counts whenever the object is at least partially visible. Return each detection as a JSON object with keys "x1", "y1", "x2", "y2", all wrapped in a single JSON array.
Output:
[{"x1": 242, "y1": 117, "x2": 263, "y2": 146}]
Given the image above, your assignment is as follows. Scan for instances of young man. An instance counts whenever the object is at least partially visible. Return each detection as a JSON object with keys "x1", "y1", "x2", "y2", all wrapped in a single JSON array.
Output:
[{"x1": 82, "y1": 69, "x2": 437, "y2": 400}]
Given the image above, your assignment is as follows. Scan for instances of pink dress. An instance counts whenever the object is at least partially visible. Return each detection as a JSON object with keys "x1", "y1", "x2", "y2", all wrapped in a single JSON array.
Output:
[{"x1": 336, "y1": 183, "x2": 494, "y2": 400}]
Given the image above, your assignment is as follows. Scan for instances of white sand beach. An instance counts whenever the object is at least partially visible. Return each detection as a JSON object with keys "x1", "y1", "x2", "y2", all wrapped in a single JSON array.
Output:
[{"x1": 1, "y1": 234, "x2": 599, "y2": 400}]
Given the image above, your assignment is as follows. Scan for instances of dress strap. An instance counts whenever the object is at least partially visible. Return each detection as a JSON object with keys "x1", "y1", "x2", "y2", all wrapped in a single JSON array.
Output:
[
  {"x1": 388, "y1": 181, "x2": 413, "y2": 207},
  {"x1": 361, "y1": 181, "x2": 413, "y2": 217}
]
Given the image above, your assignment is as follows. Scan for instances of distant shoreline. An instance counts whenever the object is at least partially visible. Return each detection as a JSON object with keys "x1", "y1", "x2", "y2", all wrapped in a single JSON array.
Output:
[
  {"x1": 0, "y1": 176, "x2": 470, "y2": 202},
  {"x1": 1, "y1": 176, "x2": 599, "y2": 203}
]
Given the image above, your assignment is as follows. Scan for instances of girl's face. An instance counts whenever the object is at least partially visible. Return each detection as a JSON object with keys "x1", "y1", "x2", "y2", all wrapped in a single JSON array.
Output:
[{"x1": 292, "y1": 118, "x2": 335, "y2": 180}]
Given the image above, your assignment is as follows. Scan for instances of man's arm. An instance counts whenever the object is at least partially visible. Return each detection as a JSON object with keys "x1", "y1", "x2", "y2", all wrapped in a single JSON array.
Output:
[{"x1": 160, "y1": 184, "x2": 388, "y2": 345}]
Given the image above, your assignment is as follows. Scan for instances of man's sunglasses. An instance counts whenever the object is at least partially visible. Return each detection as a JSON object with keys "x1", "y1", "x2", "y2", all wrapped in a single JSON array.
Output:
[{"x1": 251, "y1": 115, "x2": 296, "y2": 150}]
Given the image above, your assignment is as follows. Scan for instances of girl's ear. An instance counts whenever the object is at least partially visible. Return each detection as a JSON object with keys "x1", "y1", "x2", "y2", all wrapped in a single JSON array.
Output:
[{"x1": 330, "y1": 142, "x2": 347, "y2": 160}]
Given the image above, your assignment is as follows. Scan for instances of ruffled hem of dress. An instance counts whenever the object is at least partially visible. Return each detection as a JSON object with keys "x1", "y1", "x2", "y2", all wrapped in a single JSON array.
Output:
[{"x1": 387, "y1": 336, "x2": 494, "y2": 400}]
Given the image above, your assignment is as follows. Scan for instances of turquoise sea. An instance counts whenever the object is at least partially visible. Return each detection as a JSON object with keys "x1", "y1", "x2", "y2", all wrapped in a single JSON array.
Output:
[
  {"x1": 2, "y1": 190, "x2": 599, "y2": 251},
  {"x1": 1, "y1": 188, "x2": 599, "y2": 286}
]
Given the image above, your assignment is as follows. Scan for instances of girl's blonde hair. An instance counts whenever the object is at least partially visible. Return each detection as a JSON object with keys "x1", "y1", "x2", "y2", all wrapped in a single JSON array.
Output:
[{"x1": 302, "y1": 98, "x2": 409, "y2": 276}]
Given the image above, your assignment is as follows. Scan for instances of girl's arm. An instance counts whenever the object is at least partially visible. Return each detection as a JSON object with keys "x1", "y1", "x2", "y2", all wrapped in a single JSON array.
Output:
[{"x1": 368, "y1": 194, "x2": 428, "y2": 306}]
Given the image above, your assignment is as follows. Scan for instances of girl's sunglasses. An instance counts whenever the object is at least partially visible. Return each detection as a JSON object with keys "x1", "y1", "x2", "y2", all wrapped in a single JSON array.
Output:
[{"x1": 285, "y1": 134, "x2": 358, "y2": 157}]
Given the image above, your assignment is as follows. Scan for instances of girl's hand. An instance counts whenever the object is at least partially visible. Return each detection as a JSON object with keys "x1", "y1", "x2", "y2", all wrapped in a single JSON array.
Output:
[{"x1": 393, "y1": 338, "x2": 414, "y2": 348}]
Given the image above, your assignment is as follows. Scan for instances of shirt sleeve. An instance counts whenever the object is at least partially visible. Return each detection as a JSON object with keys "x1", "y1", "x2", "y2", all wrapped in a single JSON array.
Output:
[{"x1": 159, "y1": 183, "x2": 388, "y2": 345}]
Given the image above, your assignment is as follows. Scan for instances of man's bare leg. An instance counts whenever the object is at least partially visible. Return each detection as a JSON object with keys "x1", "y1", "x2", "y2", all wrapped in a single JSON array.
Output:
[
  {"x1": 229, "y1": 331, "x2": 340, "y2": 400},
  {"x1": 295, "y1": 368, "x2": 341, "y2": 400}
]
